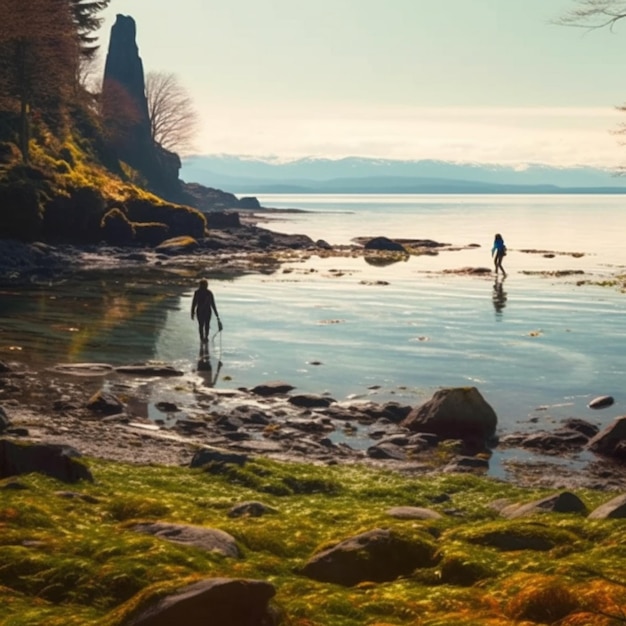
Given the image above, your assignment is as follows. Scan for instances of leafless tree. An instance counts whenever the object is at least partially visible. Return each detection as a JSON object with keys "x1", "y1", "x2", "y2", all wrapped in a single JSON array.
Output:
[
  {"x1": 145, "y1": 71, "x2": 199, "y2": 155},
  {"x1": 99, "y1": 78, "x2": 143, "y2": 148},
  {"x1": 558, "y1": 2, "x2": 626, "y2": 173},
  {"x1": 558, "y1": 0, "x2": 626, "y2": 30}
]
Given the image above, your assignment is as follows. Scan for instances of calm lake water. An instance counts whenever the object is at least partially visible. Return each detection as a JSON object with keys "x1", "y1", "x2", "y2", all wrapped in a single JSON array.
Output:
[{"x1": 1, "y1": 194, "x2": 625, "y2": 437}]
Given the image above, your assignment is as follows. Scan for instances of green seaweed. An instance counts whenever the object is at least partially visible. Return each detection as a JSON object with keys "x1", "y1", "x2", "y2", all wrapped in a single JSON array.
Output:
[{"x1": 0, "y1": 459, "x2": 625, "y2": 625}]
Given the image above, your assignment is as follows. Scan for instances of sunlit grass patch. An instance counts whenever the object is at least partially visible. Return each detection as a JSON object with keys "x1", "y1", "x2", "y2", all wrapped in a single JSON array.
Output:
[{"x1": 1, "y1": 457, "x2": 626, "y2": 625}]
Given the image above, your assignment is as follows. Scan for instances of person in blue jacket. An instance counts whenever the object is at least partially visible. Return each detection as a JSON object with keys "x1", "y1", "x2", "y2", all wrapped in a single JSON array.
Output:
[{"x1": 492, "y1": 233, "x2": 507, "y2": 276}]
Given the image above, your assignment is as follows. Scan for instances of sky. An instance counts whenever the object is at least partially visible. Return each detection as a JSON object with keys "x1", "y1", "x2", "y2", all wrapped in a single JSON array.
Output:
[{"x1": 98, "y1": 0, "x2": 626, "y2": 167}]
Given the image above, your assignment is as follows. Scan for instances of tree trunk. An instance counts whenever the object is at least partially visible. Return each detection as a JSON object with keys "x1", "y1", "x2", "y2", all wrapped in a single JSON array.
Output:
[{"x1": 19, "y1": 97, "x2": 29, "y2": 163}]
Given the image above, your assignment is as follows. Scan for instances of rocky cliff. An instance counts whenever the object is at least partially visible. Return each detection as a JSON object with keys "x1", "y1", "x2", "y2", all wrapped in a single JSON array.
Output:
[
  {"x1": 101, "y1": 14, "x2": 259, "y2": 214},
  {"x1": 102, "y1": 14, "x2": 182, "y2": 201}
]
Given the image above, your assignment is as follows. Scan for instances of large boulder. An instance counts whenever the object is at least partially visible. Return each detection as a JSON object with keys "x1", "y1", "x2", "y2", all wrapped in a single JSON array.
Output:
[
  {"x1": 401, "y1": 387, "x2": 497, "y2": 443},
  {"x1": 124, "y1": 577, "x2": 275, "y2": 626},
  {"x1": 587, "y1": 416, "x2": 626, "y2": 460},
  {"x1": 300, "y1": 528, "x2": 436, "y2": 586},
  {"x1": 0, "y1": 439, "x2": 93, "y2": 483}
]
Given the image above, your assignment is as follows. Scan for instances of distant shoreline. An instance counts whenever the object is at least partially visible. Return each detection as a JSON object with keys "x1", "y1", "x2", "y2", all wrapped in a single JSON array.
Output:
[{"x1": 242, "y1": 188, "x2": 626, "y2": 195}]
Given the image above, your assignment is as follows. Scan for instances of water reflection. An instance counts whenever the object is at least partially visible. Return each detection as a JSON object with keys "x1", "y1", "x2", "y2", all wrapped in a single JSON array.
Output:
[
  {"x1": 492, "y1": 276, "x2": 507, "y2": 317},
  {"x1": 0, "y1": 271, "x2": 183, "y2": 366},
  {"x1": 196, "y1": 342, "x2": 222, "y2": 387}
]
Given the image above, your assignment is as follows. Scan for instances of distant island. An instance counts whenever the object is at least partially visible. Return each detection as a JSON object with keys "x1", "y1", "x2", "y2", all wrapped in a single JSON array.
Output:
[{"x1": 181, "y1": 155, "x2": 626, "y2": 195}]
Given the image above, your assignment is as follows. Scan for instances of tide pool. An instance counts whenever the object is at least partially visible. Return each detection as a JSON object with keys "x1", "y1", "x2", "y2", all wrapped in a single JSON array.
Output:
[{"x1": 1, "y1": 194, "x2": 625, "y2": 437}]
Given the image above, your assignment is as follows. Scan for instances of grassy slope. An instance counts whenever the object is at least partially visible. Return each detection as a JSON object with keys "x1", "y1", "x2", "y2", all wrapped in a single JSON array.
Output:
[{"x1": 0, "y1": 457, "x2": 625, "y2": 626}]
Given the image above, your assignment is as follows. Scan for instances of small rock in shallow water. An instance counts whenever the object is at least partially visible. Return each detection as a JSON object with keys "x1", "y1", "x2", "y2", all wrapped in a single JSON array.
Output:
[{"x1": 588, "y1": 395, "x2": 614, "y2": 409}]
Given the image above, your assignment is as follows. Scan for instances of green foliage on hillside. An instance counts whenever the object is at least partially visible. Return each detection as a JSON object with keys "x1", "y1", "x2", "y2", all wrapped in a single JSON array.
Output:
[
  {"x1": 0, "y1": 121, "x2": 206, "y2": 244},
  {"x1": 1, "y1": 457, "x2": 625, "y2": 625}
]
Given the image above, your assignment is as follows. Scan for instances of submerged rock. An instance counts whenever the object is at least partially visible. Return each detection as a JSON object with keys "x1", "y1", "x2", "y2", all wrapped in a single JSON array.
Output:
[
  {"x1": 588, "y1": 395, "x2": 614, "y2": 409},
  {"x1": 362, "y1": 236, "x2": 407, "y2": 252},
  {"x1": 115, "y1": 363, "x2": 184, "y2": 377}
]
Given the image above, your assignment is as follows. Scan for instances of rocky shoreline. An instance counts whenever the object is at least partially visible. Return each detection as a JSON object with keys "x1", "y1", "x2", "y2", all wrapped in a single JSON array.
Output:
[
  {"x1": 1, "y1": 225, "x2": 625, "y2": 491},
  {"x1": 2, "y1": 352, "x2": 626, "y2": 492}
]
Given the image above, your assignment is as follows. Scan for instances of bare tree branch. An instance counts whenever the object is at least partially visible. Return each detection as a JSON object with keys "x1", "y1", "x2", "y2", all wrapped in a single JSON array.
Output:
[
  {"x1": 557, "y1": 0, "x2": 626, "y2": 31},
  {"x1": 145, "y1": 71, "x2": 199, "y2": 156}
]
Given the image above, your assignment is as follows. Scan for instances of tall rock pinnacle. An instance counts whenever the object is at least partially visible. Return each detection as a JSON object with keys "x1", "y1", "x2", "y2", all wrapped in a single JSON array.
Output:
[{"x1": 102, "y1": 15, "x2": 182, "y2": 200}]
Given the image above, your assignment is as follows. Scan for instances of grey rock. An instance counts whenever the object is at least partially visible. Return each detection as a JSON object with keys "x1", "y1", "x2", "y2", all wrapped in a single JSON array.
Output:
[
  {"x1": 561, "y1": 418, "x2": 599, "y2": 439},
  {"x1": 215, "y1": 415, "x2": 244, "y2": 432},
  {"x1": 288, "y1": 394, "x2": 334, "y2": 408},
  {"x1": 55, "y1": 490, "x2": 99, "y2": 504},
  {"x1": 132, "y1": 522, "x2": 239, "y2": 558},
  {"x1": 588, "y1": 416, "x2": 626, "y2": 460},
  {"x1": 86, "y1": 390, "x2": 125, "y2": 415},
  {"x1": 402, "y1": 387, "x2": 497, "y2": 443},
  {"x1": 125, "y1": 577, "x2": 275, "y2": 626},
  {"x1": 363, "y1": 236, "x2": 407, "y2": 252},
  {"x1": 386, "y1": 506, "x2": 443, "y2": 520},
  {"x1": 500, "y1": 492, "x2": 587, "y2": 519},
  {"x1": 444, "y1": 456, "x2": 490, "y2": 473},
  {"x1": 228, "y1": 501, "x2": 276, "y2": 518},
  {"x1": 517, "y1": 429, "x2": 589, "y2": 451},
  {"x1": 190, "y1": 446, "x2": 248, "y2": 468},
  {"x1": 52, "y1": 363, "x2": 114, "y2": 376},
  {"x1": 115, "y1": 363, "x2": 184, "y2": 377},
  {"x1": 0, "y1": 439, "x2": 93, "y2": 483},
  {"x1": 301, "y1": 528, "x2": 436, "y2": 586},
  {"x1": 250, "y1": 381, "x2": 295, "y2": 396},
  {"x1": 588, "y1": 395, "x2": 615, "y2": 409},
  {"x1": 588, "y1": 493, "x2": 626, "y2": 519},
  {"x1": 467, "y1": 528, "x2": 559, "y2": 552},
  {"x1": 1, "y1": 480, "x2": 28, "y2": 490},
  {"x1": 0, "y1": 406, "x2": 11, "y2": 432},
  {"x1": 366, "y1": 442, "x2": 407, "y2": 461}
]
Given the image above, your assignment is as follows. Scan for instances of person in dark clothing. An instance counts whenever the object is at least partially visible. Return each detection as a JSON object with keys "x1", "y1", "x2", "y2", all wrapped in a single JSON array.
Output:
[
  {"x1": 191, "y1": 279, "x2": 221, "y2": 342},
  {"x1": 491, "y1": 233, "x2": 507, "y2": 276}
]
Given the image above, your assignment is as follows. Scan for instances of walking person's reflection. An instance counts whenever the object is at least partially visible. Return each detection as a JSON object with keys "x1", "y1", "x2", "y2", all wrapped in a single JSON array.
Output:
[
  {"x1": 197, "y1": 342, "x2": 221, "y2": 387},
  {"x1": 492, "y1": 276, "x2": 507, "y2": 317}
]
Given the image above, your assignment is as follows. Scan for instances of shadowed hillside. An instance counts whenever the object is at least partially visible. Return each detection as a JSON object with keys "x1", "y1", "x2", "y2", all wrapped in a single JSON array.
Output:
[{"x1": 0, "y1": 6, "x2": 248, "y2": 245}]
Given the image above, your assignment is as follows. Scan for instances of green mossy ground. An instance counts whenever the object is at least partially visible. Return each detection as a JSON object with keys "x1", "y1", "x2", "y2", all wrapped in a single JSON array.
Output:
[
  {"x1": 0, "y1": 118, "x2": 206, "y2": 244},
  {"x1": 0, "y1": 457, "x2": 625, "y2": 625}
]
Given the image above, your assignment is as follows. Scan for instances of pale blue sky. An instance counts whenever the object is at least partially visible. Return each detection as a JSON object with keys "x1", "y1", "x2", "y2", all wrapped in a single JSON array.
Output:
[{"x1": 99, "y1": 0, "x2": 626, "y2": 166}]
